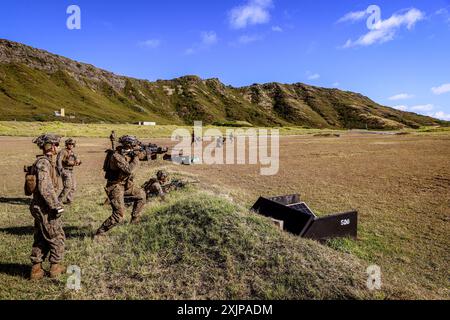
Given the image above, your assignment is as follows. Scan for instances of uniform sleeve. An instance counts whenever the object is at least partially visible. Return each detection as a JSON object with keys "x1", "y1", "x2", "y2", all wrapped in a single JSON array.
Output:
[
  {"x1": 113, "y1": 153, "x2": 139, "y2": 175},
  {"x1": 154, "y1": 183, "x2": 165, "y2": 197},
  {"x1": 56, "y1": 150, "x2": 64, "y2": 173},
  {"x1": 136, "y1": 150, "x2": 147, "y2": 161},
  {"x1": 36, "y1": 159, "x2": 60, "y2": 210},
  {"x1": 73, "y1": 152, "x2": 80, "y2": 164}
]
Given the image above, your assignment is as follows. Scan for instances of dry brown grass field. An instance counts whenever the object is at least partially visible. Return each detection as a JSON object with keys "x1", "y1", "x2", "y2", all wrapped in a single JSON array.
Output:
[{"x1": 0, "y1": 131, "x2": 448, "y2": 299}]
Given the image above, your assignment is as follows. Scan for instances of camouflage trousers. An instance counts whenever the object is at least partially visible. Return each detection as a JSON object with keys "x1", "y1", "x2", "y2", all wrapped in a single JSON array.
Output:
[
  {"x1": 30, "y1": 201, "x2": 65, "y2": 264},
  {"x1": 59, "y1": 169, "x2": 76, "y2": 203},
  {"x1": 97, "y1": 183, "x2": 146, "y2": 234}
]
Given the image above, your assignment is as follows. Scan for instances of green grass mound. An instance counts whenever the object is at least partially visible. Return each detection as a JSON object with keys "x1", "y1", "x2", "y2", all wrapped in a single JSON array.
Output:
[{"x1": 79, "y1": 193, "x2": 374, "y2": 299}]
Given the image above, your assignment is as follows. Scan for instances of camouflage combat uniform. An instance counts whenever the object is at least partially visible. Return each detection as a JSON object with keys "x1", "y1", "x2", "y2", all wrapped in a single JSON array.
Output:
[
  {"x1": 57, "y1": 148, "x2": 79, "y2": 203},
  {"x1": 96, "y1": 152, "x2": 146, "y2": 234},
  {"x1": 30, "y1": 155, "x2": 65, "y2": 265},
  {"x1": 143, "y1": 178, "x2": 165, "y2": 200},
  {"x1": 110, "y1": 132, "x2": 116, "y2": 150}
]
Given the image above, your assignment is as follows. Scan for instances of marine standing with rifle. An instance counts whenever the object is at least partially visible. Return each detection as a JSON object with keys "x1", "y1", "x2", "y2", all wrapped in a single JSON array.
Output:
[
  {"x1": 57, "y1": 138, "x2": 81, "y2": 205},
  {"x1": 28, "y1": 134, "x2": 66, "y2": 280},
  {"x1": 94, "y1": 135, "x2": 146, "y2": 239}
]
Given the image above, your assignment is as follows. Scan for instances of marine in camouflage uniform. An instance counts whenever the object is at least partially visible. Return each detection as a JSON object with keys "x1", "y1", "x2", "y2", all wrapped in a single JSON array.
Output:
[
  {"x1": 95, "y1": 136, "x2": 146, "y2": 238},
  {"x1": 29, "y1": 134, "x2": 66, "y2": 280},
  {"x1": 142, "y1": 170, "x2": 168, "y2": 201},
  {"x1": 110, "y1": 131, "x2": 117, "y2": 150},
  {"x1": 57, "y1": 138, "x2": 81, "y2": 204}
]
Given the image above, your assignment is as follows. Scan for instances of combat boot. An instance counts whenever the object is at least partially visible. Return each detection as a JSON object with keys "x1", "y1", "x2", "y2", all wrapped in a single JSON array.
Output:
[
  {"x1": 30, "y1": 263, "x2": 45, "y2": 281},
  {"x1": 130, "y1": 217, "x2": 141, "y2": 225},
  {"x1": 49, "y1": 264, "x2": 66, "y2": 278},
  {"x1": 93, "y1": 230, "x2": 107, "y2": 241}
]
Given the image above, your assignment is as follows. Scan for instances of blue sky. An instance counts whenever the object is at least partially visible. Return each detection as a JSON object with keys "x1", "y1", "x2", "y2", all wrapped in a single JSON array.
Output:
[{"x1": 1, "y1": 0, "x2": 449, "y2": 120}]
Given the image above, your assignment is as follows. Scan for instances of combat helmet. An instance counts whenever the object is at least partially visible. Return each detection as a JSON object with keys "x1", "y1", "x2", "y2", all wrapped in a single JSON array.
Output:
[
  {"x1": 65, "y1": 138, "x2": 76, "y2": 147},
  {"x1": 119, "y1": 135, "x2": 139, "y2": 148},
  {"x1": 33, "y1": 134, "x2": 61, "y2": 150},
  {"x1": 157, "y1": 170, "x2": 168, "y2": 181}
]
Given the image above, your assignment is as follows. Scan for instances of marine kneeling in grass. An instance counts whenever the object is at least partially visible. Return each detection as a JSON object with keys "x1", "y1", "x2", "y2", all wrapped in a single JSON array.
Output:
[
  {"x1": 142, "y1": 170, "x2": 169, "y2": 202},
  {"x1": 142, "y1": 171, "x2": 194, "y2": 203},
  {"x1": 94, "y1": 135, "x2": 146, "y2": 239}
]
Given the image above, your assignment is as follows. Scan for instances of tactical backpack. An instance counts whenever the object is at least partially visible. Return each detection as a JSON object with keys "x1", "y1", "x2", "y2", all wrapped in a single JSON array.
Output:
[
  {"x1": 142, "y1": 178, "x2": 158, "y2": 192},
  {"x1": 103, "y1": 149, "x2": 118, "y2": 180},
  {"x1": 24, "y1": 157, "x2": 48, "y2": 196},
  {"x1": 24, "y1": 165, "x2": 36, "y2": 196}
]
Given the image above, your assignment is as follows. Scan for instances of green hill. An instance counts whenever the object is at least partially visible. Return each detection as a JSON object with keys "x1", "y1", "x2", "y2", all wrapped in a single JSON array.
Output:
[
  {"x1": 79, "y1": 193, "x2": 377, "y2": 299},
  {"x1": 0, "y1": 39, "x2": 447, "y2": 129},
  {"x1": 0, "y1": 190, "x2": 385, "y2": 300}
]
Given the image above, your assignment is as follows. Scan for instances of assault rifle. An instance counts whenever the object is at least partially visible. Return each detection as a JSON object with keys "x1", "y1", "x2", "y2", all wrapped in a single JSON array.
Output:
[
  {"x1": 162, "y1": 179, "x2": 195, "y2": 192},
  {"x1": 135, "y1": 142, "x2": 169, "y2": 161},
  {"x1": 144, "y1": 179, "x2": 199, "y2": 199}
]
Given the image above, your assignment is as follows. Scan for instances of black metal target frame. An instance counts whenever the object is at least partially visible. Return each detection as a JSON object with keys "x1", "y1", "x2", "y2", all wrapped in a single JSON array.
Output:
[{"x1": 251, "y1": 194, "x2": 358, "y2": 241}]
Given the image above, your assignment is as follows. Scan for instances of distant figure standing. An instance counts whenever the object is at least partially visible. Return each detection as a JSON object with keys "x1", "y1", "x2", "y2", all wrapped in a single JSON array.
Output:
[
  {"x1": 110, "y1": 131, "x2": 116, "y2": 150},
  {"x1": 216, "y1": 136, "x2": 224, "y2": 148},
  {"x1": 57, "y1": 138, "x2": 82, "y2": 205},
  {"x1": 229, "y1": 132, "x2": 234, "y2": 144}
]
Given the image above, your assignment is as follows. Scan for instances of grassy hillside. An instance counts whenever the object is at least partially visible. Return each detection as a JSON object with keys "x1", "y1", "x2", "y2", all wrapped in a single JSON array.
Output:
[
  {"x1": 0, "y1": 64, "x2": 172, "y2": 124},
  {"x1": 1, "y1": 39, "x2": 447, "y2": 129},
  {"x1": 80, "y1": 193, "x2": 377, "y2": 299}
]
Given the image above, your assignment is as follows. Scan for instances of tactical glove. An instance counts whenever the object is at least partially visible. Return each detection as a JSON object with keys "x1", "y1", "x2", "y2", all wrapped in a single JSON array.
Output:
[{"x1": 52, "y1": 207, "x2": 65, "y2": 218}]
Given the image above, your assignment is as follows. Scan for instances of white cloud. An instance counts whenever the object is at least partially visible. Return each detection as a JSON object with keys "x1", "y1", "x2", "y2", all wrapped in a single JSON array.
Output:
[
  {"x1": 185, "y1": 31, "x2": 218, "y2": 55},
  {"x1": 388, "y1": 93, "x2": 414, "y2": 101},
  {"x1": 411, "y1": 104, "x2": 434, "y2": 112},
  {"x1": 238, "y1": 34, "x2": 263, "y2": 44},
  {"x1": 184, "y1": 48, "x2": 195, "y2": 55},
  {"x1": 428, "y1": 111, "x2": 450, "y2": 121},
  {"x1": 393, "y1": 104, "x2": 450, "y2": 120},
  {"x1": 307, "y1": 73, "x2": 320, "y2": 80},
  {"x1": 201, "y1": 31, "x2": 218, "y2": 45},
  {"x1": 342, "y1": 8, "x2": 424, "y2": 48},
  {"x1": 332, "y1": 82, "x2": 340, "y2": 87},
  {"x1": 393, "y1": 105, "x2": 409, "y2": 111},
  {"x1": 229, "y1": 0, "x2": 273, "y2": 29},
  {"x1": 436, "y1": 7, "x2": 450, "y2": 24},
  {"x1": 272, "y1": 26, "x2": 283, "y2": 32},
  {"x1": 431, "y1": 83, "x2": 450, "y2": 95},
  {"x1": 139, "y1": 39, "x2": 161, "y2": 49},
  {"x1": 337, "y1": 10, "x2": 368, "y2": 23}
]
